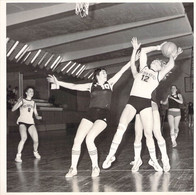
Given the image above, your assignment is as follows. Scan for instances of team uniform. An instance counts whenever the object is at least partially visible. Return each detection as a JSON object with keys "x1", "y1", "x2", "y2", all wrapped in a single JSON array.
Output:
[
  {"x1": 168, "y1": 94, "x2": 181, "y2": 117},
  {"x1": 127, "y1": 66, "x2": 159, "y2": 113},
  {"x1": 84, "y1": 81, "x2": 112, "y2": 123},
  {"x1": 17, "y1": 99, "x2": 35, "y2": 129}
]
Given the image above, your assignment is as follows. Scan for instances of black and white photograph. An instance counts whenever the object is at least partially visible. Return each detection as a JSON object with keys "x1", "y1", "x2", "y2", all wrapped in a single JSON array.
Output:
[{"x1": 1, "y1": 1, "x2": 194, "y2": 194}]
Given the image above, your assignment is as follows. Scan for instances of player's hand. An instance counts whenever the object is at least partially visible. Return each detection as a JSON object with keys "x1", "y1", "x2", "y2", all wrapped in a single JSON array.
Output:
[
  {"x1": 36, "y1": 115, "x2": 42, "y2": 120},
  {"x1": 158, "y1": 42, "x2": 167, "y2": 50},
  {"x1": 47, "y1": 75, "x2": 58, "y2": 85},
  {"x1": 131, "y1": 37, "x2": 141, "y2": 50}
]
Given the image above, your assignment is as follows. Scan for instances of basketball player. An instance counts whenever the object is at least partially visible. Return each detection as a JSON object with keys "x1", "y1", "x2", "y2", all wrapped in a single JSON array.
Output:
[
  {"x1": 130, "y1": 48, "x2": 182, "y2": 172},
  {"x1": 12, "y1": 87, "x2": 42, "y2": 163},
  {"x1": 47, "y1": 55, "x2": 136, "y2": 177},
  {"x1": 102, "y1": 37, "x2": 182, "y2": 172},
  {"x1": 161, "y1": 85, "x2": 183, "y2": 147}
]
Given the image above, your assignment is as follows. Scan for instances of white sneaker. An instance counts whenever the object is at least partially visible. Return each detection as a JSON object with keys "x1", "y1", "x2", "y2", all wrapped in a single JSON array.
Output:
[
  {"x1": 33, "y1": 151, "x2": 41, "y2": 159},
  {"x1": 91, "y1": 166, "x2": 100, "y2": 177},
  {"x1": 131, "y1": 158, "x2": 142, "y2": 172},
  {"x1": 162, "y1": 158, "x2": 170, "y2": 172},
  {"x1": 102, "y1": 156, "x2": 116, "y2": 169},
  {"x1": 148, "y1": 159, "x2": 163, "y2": 172},
  {"x1": 65, "y1": 168, "x2": 77, "y2": 178},
  {"x1": 15, "y1": 153, "x2": 22, "y2": 163}
]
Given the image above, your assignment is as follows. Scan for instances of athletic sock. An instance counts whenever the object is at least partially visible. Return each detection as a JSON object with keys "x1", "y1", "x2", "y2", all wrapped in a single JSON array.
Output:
[
  {"x1": 88, "y1": 148, "x2": 98, "y2": 168},
  {"x1": 71, "y1": 149, "x2": 81, "y2": 169},
  {"x1": 148, "y1": 147, "x2": 157, "y2": 162},
  {"x1": 134, "y1": 143, "x2": 142, "y2": 160},
  {"x1": 158, "y1": 141, "x2": 168, "y2": 160}
]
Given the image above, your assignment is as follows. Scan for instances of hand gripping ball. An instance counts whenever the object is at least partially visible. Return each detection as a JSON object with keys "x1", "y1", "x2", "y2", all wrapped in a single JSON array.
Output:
[{"x1": 161, "y1": 42, "x2": 177, "y2": 58}]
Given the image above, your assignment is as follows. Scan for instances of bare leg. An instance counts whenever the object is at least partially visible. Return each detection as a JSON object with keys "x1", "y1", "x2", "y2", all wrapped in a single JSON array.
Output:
[
  {"x1": 168, "y1": 114, "x2": 176, "y2": 147},
  {"x1": 102, "y1": 104, "x2": 136, "y2": 169},
  {"x1": 140, "y1": 107, "x2": 162, "y2": 172},
  {"x1": 66, "y1": 118, "x2": 93, "y2": 177},
  {"x1": 86, "y1": 120, "x2": 107, "y2": 177}
]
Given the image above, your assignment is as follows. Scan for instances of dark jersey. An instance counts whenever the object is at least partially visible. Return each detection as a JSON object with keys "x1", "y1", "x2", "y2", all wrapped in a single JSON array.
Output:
[
  {"x1": 89, "y1": 81, "x2": 112, "y2": 110},
  {"x1": 168, "y1": 94, "x2": 181, "y2": 109}
]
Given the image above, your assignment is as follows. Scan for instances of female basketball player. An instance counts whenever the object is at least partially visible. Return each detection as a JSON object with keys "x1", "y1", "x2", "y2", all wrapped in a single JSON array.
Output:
[
  {"x1": 47, "y1": 56, "x2": 135, "y2": 177},
  {"x1": 161, "y1": 85, "x2": 183, "y2": 147},
  {"x1": 102, "y1": 37, "x2": 182, "y2": 172},
  {"x1": 12, "y1": 87, "x2": 42, "y2": 163},
  {"x1": 130, "y1": 48, "x2": 182, "y2": 172}
]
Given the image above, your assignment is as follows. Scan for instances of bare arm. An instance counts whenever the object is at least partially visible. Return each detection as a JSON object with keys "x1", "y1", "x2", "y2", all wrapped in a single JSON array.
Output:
[
  {"x1": 139, "y1": 42, "x2": 166, "y2": 71},
  {"x1": 107, "y1": 61, "x2": 131, "y2": 87},
  {"x1": 170, "y1": 94, "x2": 183, "y2": 104},
  {"x1": 11, "y1": 97, "x2": 23, "y2": 112},
  {"x1": 159, "y1": 47, "x2": 183, "y2": 81},
  {"x1": 130, "y1": 37, "x2": 141, "y2": 78},
  {"x1": 47, "y1": 75, "x2": 92, "y2": 91},
  {"x1": 33, "y1": 103, "x2": 42, "y2": 120},
  {"x1": 160, "y1": 96, "x2": 169, "y2": 105}
]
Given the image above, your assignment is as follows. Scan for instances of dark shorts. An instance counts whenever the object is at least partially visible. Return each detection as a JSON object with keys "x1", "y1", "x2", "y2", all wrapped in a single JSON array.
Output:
[
  {"x1": 127, "y1": 96, "x2": 151, "y2": 114},
  {"x1": 18, "y1": 122, "x2": 34, "y2": 129},
  {"x1": 84, "y1": 108, "x2": 109, "y2": 123},
  {"x1": 168, "y1": 110, "x2": 181, "y2": 117}
]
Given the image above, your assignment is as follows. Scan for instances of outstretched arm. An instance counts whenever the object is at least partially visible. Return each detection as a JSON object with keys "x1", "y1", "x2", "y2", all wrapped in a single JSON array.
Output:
[
  {"x1": 108, "y1": 37, "x2": 141, "y2": 86},
  {"x1": 139, "y1": 42, "x2": 166, "y2": 71},
  {"x1": 47, "y1": 75, "x2": 92, "y2": 92},
  {"x1": 130, "y1": 37, "x2": 141, "y2": 78}
]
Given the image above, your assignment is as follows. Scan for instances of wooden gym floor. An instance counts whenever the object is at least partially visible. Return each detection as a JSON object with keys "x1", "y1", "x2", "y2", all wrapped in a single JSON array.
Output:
[{"x1": 7, "y1": 122, "x2": 194, "y2": 192}]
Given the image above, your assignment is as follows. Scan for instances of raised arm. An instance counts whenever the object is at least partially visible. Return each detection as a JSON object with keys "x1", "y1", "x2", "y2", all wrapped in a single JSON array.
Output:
[
  {"x1": 47, "y1": 75, "x2": 92, "y2": 92},
  {"x1": 108, "y1": 37, "x2": 141, "y2": 86},
  {"x1": 158, "y1": 47, "x2": 183, "y2": 81},
  {"x1": 139, "y1": 42, "x2": 166, "y2": 71},
  {"x1": 11, "y1": 97, "x2": 23, "y2": 112},
  {"x1": 130, "y1": 37, "x2": 141, "y2": 78}
]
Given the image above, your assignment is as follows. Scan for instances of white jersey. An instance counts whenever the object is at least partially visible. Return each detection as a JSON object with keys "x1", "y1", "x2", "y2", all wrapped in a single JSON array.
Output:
[
  {"x1": 17, "y1": 99, "x2": 35, "y2": 124},
  {"x1": 130, "y1": 66, "x2": 159, "y2": 99}
]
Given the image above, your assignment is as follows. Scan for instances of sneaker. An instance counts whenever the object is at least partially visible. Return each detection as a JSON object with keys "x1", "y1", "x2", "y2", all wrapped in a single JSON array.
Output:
[
  {"x1": 162, "y1": 158, "x2": 170, "y2": 172},
  {"x1": 15, "y1": 153, "x2": 22, "y2": 163},
  {"x1": 172, "y1": 141, "x2": 177, "y2": 148},
  {"x1": 131, "y1": 158, "x2": 142, "y2": 172},
  {"x1": 102, "y1": 156, "x2": 116, "y2": 169},
  {"x1": 91, "y1": 166, "x2": 100, "y2": 177},
  {"x1": 65, "y1": 168, "x2": 77, "y2": 178},
  {"x1": 33, "y1": 151, "x2": 41, "y2": 159},
  {"x1": 148, "y1": 159, "x2": 163, "y2": 172}
]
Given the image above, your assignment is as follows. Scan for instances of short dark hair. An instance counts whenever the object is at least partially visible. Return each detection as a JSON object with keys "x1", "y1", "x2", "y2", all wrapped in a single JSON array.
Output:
[
  {"x1": 23, "y1": 86, "x2": 34, "y2": 98},
  {"x1": 93, "y1": 68, "x2": 106, "y2": 83}
]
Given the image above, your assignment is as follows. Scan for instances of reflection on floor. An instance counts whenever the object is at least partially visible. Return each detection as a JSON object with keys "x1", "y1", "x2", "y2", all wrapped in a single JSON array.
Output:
[{"x1": 7, "y1": 122, "x2": 194, "y2": 192}]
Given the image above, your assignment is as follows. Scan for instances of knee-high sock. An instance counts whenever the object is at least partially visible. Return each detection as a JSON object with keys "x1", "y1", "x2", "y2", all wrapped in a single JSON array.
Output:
[
  {"x1": 134, "y1": 143, "x2": 142, "y2": 160},
  {"x1": 158, "y1": 141, "x2": 168, "y2": 160},
  {"x1": 88, "y1": 148, "x2": 98, "y2": 168},
  {"x1": 71, "y1": 149, "x2": 81, "y2": 169},
  {"x1": 148, "y1": 147, "x2": 157, "y2": 162},
  {"x1": 107, "y1": 124, "x2": 126, "y2": 158}
]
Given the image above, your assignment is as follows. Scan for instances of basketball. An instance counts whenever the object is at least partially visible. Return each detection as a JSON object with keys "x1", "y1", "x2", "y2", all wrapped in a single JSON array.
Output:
[{"x1": 161, "y1": 42, "x2": 177, "y2": 58}]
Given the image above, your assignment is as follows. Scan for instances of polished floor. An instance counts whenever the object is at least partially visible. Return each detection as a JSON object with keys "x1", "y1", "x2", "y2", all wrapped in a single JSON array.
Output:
[{"x1": 7, "y1": 122, "x2": 194, "y2": 192}]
